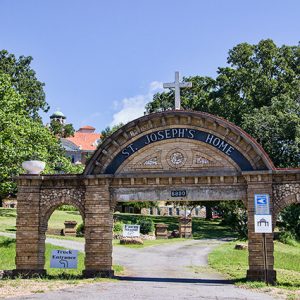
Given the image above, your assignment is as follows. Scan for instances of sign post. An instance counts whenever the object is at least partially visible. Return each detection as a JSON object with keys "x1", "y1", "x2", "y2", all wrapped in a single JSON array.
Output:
[{"x1": 254, "y1": 194, "x2": 272, "y2": 284}]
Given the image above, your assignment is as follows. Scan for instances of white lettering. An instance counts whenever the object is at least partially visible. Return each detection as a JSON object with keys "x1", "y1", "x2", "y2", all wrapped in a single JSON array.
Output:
[
  {"x1": 206, "y1": 134, "x2": 214, "y2": 144},
  {"x1": 226, "y1": 146, "x2": 234, "y2": 156}
]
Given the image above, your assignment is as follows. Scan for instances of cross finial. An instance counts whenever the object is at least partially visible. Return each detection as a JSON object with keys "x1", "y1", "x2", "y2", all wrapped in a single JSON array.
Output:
[{"x1": 163, "y1": 71, "x2": 192, "y2": 110}]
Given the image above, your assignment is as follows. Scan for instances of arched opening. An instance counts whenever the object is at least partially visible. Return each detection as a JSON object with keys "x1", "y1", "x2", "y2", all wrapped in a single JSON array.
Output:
[{"x1": 40, "y1": 203, "x2": 85, "y2": 277}]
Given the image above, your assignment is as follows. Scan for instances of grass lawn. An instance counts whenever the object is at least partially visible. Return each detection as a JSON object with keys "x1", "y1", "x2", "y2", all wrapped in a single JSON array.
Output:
[{"x1": 208, "y1": 240, "x2": 300, "y2": 291}]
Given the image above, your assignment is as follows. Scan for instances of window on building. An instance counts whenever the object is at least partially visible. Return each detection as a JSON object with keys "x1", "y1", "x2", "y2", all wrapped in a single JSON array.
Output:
[
  {"x1": 157, "y1": 208, "x2": 160, "y2": 215},
  {"x1": 176, "y1": 208, "x2": 180, "y2": 216},
  {"x1": 195, "y1": 208, "x2": 199, "y2": 216},
  {"x1": 168, "y1": 207, "x2": 173, "y2": 216}
]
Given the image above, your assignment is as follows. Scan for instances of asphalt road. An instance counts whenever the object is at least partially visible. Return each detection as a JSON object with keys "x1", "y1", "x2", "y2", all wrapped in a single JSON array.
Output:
[{"x1": 1, "y1": 233, "x2": 276, "y2": 300}]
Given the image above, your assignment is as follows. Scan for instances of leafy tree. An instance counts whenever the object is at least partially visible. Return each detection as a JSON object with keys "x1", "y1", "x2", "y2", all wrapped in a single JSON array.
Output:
[
  {"x1": 0, "y1": 50, "x2": 49, "y2": 119},
  {"x1": 49, "y1": 120, "x2": 75, "y2": 138},
  {"x1": 0, "y1": 73, "x2": 83, "y2": 200},
  {"x1": 278, "y1": 203, "x2": 300, "y2": 240},
  {"x1": 146, "y1": 39, "x2": 300, "y2": 168},
  {"x1": 100, "y1": 123, "x2": 123, "y2": 142},
  {"x1": 217, "y1": 201, "x2": 248, "y2": 239}
]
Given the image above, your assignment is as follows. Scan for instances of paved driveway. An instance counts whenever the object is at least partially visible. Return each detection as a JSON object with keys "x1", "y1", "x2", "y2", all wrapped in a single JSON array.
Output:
[{"x1": 0, "y1": 233, "x2": 276, "y2": 299}]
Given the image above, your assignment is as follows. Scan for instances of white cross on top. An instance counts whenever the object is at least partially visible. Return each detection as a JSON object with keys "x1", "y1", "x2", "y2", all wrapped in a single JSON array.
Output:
[{"x1": 163, "y1": 71, "x2": 192, "y2": 110}]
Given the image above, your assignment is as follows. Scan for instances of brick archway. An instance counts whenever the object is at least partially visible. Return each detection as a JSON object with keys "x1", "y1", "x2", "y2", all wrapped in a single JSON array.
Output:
[{"x1": 14, "y1": 111, "x2": 300, "y2": 284}]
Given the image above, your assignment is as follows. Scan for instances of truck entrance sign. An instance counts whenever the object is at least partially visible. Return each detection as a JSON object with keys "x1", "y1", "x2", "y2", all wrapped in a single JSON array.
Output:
[
  {"x1": 123, "y1": 224, "x2": 140, "y2": 237},
  {"x1": 50, "y1": 250, "x2": 78, "y2": 269}
]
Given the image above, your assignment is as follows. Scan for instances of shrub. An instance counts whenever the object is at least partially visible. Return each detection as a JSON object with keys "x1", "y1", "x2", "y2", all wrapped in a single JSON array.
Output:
[
  {"x1": 57, "y1": 205, "x2": 78, "y2": 211},
  {"x1": 278, "y1": 203, "x2": 300, "y2": 240},
  {"x1": 76, "y1": 223, "x2": 84, "y2": 237},
  {"x1": 137, "y1": 218, "x2": 154, "y2": 234},
  {"x1": 114, "y1": 221, "x2": 124, "y2": 233},
  {"x1": 278, "y1": 231, "x2": 297, "y2": 246}
]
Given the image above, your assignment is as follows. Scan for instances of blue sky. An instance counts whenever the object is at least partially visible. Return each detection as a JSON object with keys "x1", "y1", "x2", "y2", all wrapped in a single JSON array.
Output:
[{"x1": 1, "y1": 0, "x2": 299, "y2": 131}]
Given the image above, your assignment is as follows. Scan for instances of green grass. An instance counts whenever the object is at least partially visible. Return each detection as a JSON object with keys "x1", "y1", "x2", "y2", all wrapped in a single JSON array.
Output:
[
  {"x1": 0, "y1": 208, "x2": 17, "y2": 232},
  {"x1": 47, "y1": 210, "x2": 83, "y2": 230},
  {"x1": 208, "y1": 240, "x2": 300, "y2": 290}
]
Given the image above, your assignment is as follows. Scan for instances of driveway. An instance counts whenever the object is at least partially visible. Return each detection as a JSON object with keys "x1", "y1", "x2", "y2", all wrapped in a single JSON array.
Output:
[{"x1": 0, "y1": 233, "x2": 276, "y2": 299}]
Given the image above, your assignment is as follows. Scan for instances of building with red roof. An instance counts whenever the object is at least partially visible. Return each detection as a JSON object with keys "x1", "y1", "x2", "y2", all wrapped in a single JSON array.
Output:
[
  {"x1": 51, "y1": 110, "x2": 101, "y2": 164},
  {"x1": 62, "y1": 125, "x2": 101, "y2": 164}
]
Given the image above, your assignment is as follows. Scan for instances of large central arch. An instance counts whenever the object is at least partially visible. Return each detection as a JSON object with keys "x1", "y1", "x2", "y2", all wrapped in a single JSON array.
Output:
[
  {"x1": 14, "y1": 110, "x2": 299, "y2": 285},
  {"x1": 85, "y1": 111, "x2": 274, "y2": 176}
]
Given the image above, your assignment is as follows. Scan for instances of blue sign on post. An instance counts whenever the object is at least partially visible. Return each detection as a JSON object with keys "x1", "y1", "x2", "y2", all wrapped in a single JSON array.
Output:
[{"x1": 254, "y1": 194, "x2": 270, "y2": 215}]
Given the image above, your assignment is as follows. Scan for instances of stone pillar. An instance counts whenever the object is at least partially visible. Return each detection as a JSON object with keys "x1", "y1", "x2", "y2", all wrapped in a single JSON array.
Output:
[
  {"x1": 179, "y1": 217, "x2": 192, "y2": 238},
  {"x1": 83, "y1": 178, "x2": 114, "y2": 278},
  {"x1": 245, "y1": 174, "x2": 276, "y2": 284},
  {"x1": 155, "y1": 223, "x2": 168, "y2": 239},
  {"x1": 64, "y1": 221, "x2": 77, "y2": 236},
  {"x1": 14, "y1": 177, "x2": 46, "y2": 277}
]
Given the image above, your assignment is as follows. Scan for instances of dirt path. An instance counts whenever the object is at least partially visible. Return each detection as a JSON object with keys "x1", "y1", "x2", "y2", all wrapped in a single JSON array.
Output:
[{"x1": 0, "y1": 233, "x2": 278, "y2": 300}]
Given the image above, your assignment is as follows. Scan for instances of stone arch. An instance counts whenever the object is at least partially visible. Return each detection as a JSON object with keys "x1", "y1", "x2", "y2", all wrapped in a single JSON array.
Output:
[
  {"x1": 40, "y1": 188, "x2": 85, "y2": 226},
  {"x1": 273, "y1": 183, "x2": 300, "y2": 216},
  {"x1": 85, "y1": 111, "x2": 274, "y2": 175}
]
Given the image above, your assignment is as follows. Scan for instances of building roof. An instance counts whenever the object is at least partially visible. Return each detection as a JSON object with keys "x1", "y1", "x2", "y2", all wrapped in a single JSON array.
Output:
[
  {"x1": 50, "y1": 110, "x2": 66, "y2": 119},
  {"x1": 79, "y1": 125, "x2": 95, "y2": 131},
  {"x1": 65, "y1": 128, "x2": 101, "y2": 151}
]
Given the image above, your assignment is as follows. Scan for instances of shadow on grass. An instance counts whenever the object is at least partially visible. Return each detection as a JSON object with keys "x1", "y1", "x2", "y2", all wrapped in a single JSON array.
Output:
[
  {"x1": 0, "y1": 209, "x2": 16, "y2": 218},
  {"x1": 0, "y1": 238, "x2": 15, "y2": 247}
]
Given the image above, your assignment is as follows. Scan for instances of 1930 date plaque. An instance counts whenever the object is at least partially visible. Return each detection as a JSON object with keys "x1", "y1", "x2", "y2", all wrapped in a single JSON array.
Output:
[{"x1": 171, "y1": 190, "x2": 187, "y2": 197}]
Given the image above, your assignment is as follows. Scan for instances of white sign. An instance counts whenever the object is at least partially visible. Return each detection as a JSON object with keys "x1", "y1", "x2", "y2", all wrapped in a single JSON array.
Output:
[
  {"x1": 123, "y1": 224, "x2": 140, "y2": 237},
  {"x1": 50, "y1": 249, "x2": 78, "y2": 269},
  {"x1": 254, "y1": 215, "x2": 272, "y2": 233},
  {"x1": 254, "y1": 194, "x2": 270, "y2": 215}
]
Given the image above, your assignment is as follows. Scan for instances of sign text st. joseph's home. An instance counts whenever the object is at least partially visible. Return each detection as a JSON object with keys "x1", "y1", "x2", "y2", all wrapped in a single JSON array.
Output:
[{"x1": 105, "y1": 128, "x2": 254, "y2": 173}]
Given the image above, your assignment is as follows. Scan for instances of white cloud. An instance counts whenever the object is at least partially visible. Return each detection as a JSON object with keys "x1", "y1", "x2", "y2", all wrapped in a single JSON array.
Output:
[{"x1": 110, "y1": 81, "x2": 163, "y2": 126}]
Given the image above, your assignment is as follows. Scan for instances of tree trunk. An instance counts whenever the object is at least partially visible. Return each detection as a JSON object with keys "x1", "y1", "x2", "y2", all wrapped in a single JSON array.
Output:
[{"x1": 206, "y1": 206, "x2": 213, "y2": 219}]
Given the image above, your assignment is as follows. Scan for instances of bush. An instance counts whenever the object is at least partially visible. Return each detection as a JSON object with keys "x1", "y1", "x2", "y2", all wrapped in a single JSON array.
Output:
[
  {"x1": 76, "y1": 223, "x2": 84, "y2": 237},
  {"x1": 137, "y1": 218, "x2": 154, "y2": 234},
  {"x1": 217, "y1": 200, "x2": 248, "y2": 239},
  {"x1": 57, "y1": 205, "x2": 78, "y2": 211},
  {"x1": 277, "y1": 231, "x2": 297, "y2": 246},
  {"x1": 113, "y1": 221, "x2": 124, "y2": 233},
  {"x1": 278, "y1": 203, "x2": 300, "y2": 240}
]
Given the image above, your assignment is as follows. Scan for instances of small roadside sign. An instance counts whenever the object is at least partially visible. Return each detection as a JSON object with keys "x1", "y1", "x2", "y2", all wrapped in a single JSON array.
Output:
[
  {"x1": 254, "y1": 215, "x2": 272, "y2": 233},
  {"x1": 254, "y1": 194, "x2": 270, "y2": 215},
  {"x1": 50, "y1": 250, "x2": 78, "y2": 269},
  {"x1": 123, "y1": 224, "x2": 140, "y2": 237}
]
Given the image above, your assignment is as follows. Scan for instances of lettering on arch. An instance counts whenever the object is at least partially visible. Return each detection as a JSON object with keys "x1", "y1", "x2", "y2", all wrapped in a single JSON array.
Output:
[{"x1": 104, "y1": 128, "x2": 255, "y2": 174}]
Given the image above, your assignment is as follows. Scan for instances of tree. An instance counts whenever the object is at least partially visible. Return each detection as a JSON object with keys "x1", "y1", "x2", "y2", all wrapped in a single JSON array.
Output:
[
  {"x1": 49, "y1": 120, "x2": 75, "y2": 138},
  {"x1": 146, "y1": 39, "x2": 300, "y2": 168},
  {"x1": 0, "y1": 72, "x2": 83, "y2": 201},
  {"x1": 0, "y1": 50, "x2": 49, "y2": 119},
  {"x1": 278, "y1": 203, "x2": 300, "y2": 240},
  {"x1": 100, "y1": 123, "x2": 123, "y2": 142}
]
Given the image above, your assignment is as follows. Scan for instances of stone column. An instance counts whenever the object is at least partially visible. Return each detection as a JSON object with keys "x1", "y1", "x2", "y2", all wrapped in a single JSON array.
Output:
[
  {"x1": 83, "y1": 178, "x2": 114, "y2": 278},
  {"x1": 245, "y1": 174, "x2": 276, "y2": 284},
  {"x1": 14, "y1": 177, "x2": 46, "y2": 277}
]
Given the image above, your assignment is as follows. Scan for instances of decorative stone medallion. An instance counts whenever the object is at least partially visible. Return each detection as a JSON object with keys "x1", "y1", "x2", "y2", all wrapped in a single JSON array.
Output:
[{"x1": 167, "y1": 149, "x2": 187, "y2": 168}]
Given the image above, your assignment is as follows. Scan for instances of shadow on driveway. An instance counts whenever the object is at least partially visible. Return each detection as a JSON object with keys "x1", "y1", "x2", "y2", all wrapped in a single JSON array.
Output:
[{"x1": 116, "y1": 276, "x2": 234, "y2": 285}]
